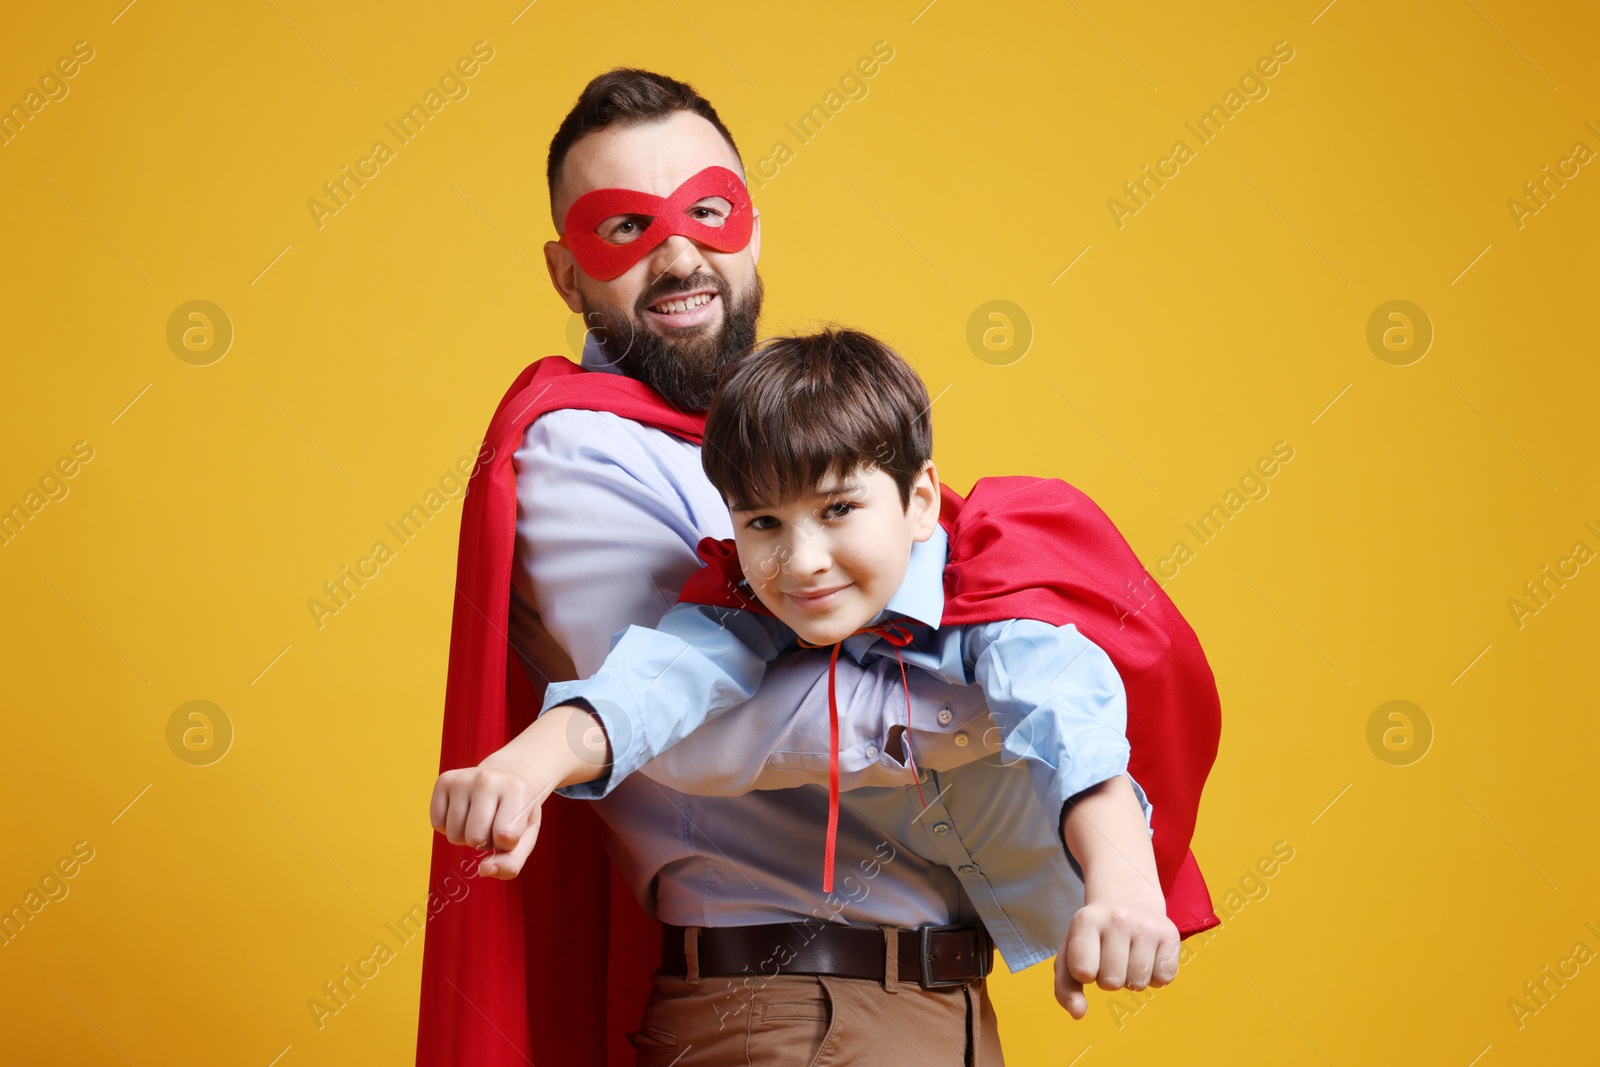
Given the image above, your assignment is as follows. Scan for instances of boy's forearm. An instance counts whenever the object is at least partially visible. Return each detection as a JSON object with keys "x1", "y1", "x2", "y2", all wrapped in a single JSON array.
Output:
[
  {"x1": 485, "y1": 703, "x2": 613, "y2": 790},
  {"x1": 1060, "y1": 774, "x2": 1165, "y2": 910}
]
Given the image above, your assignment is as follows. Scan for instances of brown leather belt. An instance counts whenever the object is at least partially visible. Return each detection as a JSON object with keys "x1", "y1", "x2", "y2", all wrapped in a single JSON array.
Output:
[{"x1": 660, "y1": 921, "x2": 993, "y2": 990}]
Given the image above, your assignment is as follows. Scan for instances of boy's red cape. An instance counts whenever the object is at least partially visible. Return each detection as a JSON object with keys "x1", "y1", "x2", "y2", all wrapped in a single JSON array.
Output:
[{"x1": 416, "y1": 356, "x2": 1221, "y2": 1067}]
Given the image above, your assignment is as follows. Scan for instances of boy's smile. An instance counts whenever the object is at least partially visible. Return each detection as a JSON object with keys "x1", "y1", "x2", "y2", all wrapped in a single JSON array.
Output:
[{"x1": 730, "y1": 461, "x2": 942, "y2": 646}]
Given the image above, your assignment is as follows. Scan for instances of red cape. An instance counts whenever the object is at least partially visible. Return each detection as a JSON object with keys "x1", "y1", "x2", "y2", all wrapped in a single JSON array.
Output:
[
  {"x1": 418, "y1": 361, "x2": 1221, "y2": 1065},
  {"x1": 416, "y1": 356, "x2": 703, "y2": 1067},
  {"x1": 677, "y1": 477, "x2": 1223, "y2": 938}
]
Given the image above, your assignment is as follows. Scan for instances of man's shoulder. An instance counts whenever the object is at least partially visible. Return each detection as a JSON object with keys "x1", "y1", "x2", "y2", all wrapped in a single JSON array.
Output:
[
  {"x1": 518, "y1": 406, "x2": 701, "y2": 462},
  {"x1": 512, "y1": 405, "x2": 711, "y2": 520}
]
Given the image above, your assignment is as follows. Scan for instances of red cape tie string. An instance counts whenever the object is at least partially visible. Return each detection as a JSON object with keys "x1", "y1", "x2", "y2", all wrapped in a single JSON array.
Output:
[{"x1": 797, "y1": 621, "x2": 929, "y2": 894}]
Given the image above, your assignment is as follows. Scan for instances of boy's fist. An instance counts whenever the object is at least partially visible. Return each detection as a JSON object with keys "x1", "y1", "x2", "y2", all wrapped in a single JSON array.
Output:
[
  {"x1": 429, "y1": 761, "x2": 550, "y2": 880},
  {"x1": 1054, "y1": 901, "x2": 1181, "y2": 1019}
]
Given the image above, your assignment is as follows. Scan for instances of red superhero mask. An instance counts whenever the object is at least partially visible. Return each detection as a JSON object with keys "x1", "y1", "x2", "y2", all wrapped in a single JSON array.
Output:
[{"x1": 558, "y1": 166, "x2": 754, "y2": 281}]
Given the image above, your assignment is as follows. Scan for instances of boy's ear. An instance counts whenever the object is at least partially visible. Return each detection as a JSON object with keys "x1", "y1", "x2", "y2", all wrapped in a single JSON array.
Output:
[{"x1": 909, "y1": 460, "x2": 941, "y2": 541}]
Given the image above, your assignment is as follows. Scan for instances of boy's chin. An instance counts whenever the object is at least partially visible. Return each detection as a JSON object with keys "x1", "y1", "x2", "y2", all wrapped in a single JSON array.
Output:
[{"x1": 785, "y1": 612, "x2": 880, "y2": 648}]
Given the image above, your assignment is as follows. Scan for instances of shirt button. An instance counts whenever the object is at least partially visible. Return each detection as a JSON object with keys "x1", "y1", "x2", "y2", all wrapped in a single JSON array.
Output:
[
  {"x1": 953, "y1": 732, "x2": 969, "y2": 747},
  {"x1": 931, "y1": 822, "x2": 950, "y2": 836},
  {"x1": 865, "y1": 745, "x2": 879, "y2": 759},
  {"x1": 918, "y1": 770, "x2": 931, "y2": 784},
  {"x1": 936, "y1": 708, "x2": 953, "y2": 726},
  {"x1": 957, "y1": 864, "x2": 976, "y2": 874}
]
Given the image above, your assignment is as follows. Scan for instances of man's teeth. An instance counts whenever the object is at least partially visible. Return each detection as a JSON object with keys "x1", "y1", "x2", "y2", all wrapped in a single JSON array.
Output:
[{"x1": 652, "y1": 293, "x2": 713, "y2": 314}]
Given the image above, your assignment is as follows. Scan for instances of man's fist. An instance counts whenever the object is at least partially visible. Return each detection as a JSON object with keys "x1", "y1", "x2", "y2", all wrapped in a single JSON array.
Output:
[
  {"x1": 429, "y1": 762, "x2": 550, "y2": 880},
  {"x1": 1053, "y1": 901, "x2": 1181, "y2": 1019}
]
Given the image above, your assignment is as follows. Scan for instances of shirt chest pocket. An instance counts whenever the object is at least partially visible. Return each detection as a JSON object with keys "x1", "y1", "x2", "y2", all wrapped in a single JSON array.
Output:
[{"x1": 765, "y1": 744, "x2": 917, "y2": 789}]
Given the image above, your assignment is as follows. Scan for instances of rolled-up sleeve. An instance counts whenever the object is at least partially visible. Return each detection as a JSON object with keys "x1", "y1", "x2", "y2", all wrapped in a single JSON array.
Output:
[
  {"x1": 541, "y1": 603, "x2": 789, "y2": 798},
  {"x1": 966, "y1": 618, "x2": 1152, "y2": 842}
]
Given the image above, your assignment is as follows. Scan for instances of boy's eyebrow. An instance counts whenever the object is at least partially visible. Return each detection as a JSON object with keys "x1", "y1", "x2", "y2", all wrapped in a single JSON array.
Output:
[
  {"x1": 814, "y1": 481, "x2": 864, "y2": 499},
  {"x1": 727, "y1": 481, "x2": 865, "y2": 514}
]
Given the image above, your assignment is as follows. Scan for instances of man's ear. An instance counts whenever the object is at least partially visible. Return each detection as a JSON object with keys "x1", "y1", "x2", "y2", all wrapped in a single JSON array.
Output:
[
  {"x1": 910, "y1": 460, "x2": 941, "y2": 541},
  {"x1": 543, "y1": 241, "x2": 586, "y2": 315},
  {"x1": 748, "y1": 207, "x2": 762, "y2": 266}
]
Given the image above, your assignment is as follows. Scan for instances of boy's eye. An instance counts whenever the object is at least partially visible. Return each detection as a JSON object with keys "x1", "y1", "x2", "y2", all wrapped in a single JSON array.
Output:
[
  {"x1": 745, "y1": 515, "x2": 779, "y2": 531},
  {"x1": 821, "y1": 502, "x2": 857, "y2": 520}
]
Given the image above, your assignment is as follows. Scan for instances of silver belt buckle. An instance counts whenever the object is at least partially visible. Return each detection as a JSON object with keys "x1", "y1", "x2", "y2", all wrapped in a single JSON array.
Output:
[{"x1": 918, "y1": 923, "x2": 986, "y2": 989}]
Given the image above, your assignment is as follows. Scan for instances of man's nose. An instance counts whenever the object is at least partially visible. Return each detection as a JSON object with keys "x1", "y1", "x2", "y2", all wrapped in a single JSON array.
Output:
[{"x1": 644, "y1": 233, "x2": 709, "y2": 282}]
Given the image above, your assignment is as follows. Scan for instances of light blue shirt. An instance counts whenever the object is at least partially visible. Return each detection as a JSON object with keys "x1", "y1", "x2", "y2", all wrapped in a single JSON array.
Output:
[
  {"x1": 545, "y1": 526, "x2": 1144, "y2": 838},
  {"x1": 531, "y1": 364, "x2": 1150, "y2": 968}
]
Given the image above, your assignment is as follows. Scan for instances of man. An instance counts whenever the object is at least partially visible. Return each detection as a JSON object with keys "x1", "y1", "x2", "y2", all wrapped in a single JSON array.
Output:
[{"x1": 418, "y1": 69, "x2": 1199, "y2": 1067}]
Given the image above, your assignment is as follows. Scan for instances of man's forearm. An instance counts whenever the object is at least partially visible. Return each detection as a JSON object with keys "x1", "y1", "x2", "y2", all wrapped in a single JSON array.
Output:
[{"x1": 1060, "y1": 775, "x2": 1165, "y2": 909}]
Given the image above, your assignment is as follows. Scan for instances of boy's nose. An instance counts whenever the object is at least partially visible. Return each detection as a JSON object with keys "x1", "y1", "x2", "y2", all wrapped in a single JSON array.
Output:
[{"x1": 781, "y1": 528, "x2": 830, "y2": 578}]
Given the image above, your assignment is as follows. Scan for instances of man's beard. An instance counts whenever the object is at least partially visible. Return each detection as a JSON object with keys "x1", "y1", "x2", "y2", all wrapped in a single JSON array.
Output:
[{"x1": 579, "y1": 269, "x2": 764, "y2": 411}]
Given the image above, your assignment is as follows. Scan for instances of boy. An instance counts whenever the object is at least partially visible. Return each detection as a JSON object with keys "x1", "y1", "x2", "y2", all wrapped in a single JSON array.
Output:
[{"x1": 432, "y1": 327, "x2": 1218, "y2": 1012}]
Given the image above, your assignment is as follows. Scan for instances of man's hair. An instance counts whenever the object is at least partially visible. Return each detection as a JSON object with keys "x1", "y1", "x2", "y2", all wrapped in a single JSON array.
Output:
[
  {"x1": 547, "y1": 68, "x2": 742, "y2": 220},
  {"x1": 702, "y1": 327, "x2": 933, "y2": 511}
]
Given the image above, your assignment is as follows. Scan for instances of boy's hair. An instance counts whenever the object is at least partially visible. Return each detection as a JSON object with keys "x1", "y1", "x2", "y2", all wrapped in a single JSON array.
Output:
[
  {"x1": 701, "y1": 327, "x2": 933, "y2": 510},
  {"x1": 547, "y1": 68, "x2": 743, "y2": 219}
]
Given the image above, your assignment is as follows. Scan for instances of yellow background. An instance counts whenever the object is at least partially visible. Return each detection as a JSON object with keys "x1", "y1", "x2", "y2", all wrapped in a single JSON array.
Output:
[{"x1": 2, "y1": 1, "x2": 1596, "y2": 1063}]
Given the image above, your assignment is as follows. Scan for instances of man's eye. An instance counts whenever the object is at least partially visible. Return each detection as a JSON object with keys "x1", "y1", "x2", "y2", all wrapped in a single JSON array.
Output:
[
  {"x1": 686, "y1": 197, "x2": 731, "y2": 228},
  {"x1": 598, "y1": 214, "x2": 654, "y2": 244}
]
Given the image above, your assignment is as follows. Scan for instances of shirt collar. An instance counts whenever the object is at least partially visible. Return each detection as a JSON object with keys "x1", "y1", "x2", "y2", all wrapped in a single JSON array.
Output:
[
  {"x1": 580, "y1": 328, "x2": 623, "y2": 375},
  {"x1": 873, "y1": 523, "x2": 947, "y2": 630}
]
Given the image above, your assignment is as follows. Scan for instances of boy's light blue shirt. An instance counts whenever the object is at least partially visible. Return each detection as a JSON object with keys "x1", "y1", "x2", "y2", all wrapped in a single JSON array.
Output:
[{"x1": 542, "y1": 524, "x2": 1153, "y2": 971}]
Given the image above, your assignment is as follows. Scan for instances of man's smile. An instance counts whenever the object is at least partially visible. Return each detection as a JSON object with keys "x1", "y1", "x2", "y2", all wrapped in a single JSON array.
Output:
[{"x1": 645, "y1": 288, "x2": 720, "y2": 330}]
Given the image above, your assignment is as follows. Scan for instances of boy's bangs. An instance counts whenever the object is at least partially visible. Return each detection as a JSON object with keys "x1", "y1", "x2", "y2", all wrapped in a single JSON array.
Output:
[
  {"x1": 716, "y1": 403, "x2": 867, "y2": 510},
  {"x1": 701, "y1": 326, "x2": 933, "y2": 511}
]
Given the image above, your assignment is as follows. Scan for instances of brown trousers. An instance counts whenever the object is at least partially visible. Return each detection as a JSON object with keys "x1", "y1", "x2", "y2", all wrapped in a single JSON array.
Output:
[{"x1": 627, "y1": 928, "x2": 1004, "y2": 1067}]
